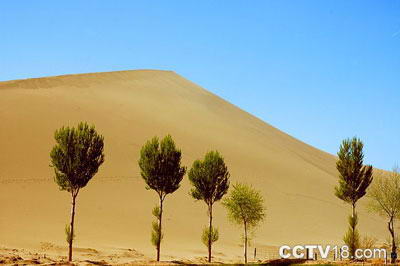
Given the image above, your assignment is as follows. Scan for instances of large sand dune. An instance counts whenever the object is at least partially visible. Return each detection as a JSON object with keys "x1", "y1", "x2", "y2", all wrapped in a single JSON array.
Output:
[{"x1": 0, "y1": 70, "x2": 386, "y2": 263}]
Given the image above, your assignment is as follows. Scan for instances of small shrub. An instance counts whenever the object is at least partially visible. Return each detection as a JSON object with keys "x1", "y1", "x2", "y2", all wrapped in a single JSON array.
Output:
[
  {"x1": 65, "y1": 224, "x2": 75, "y2": 244},
  {"x1": 151, "y1": 206, "x2": 163, "y2": 247},
  {"x1": 201, "y1": 226, "x2": 219, "y2": 247},
  {"x1": 360, "y1": 235, "x2": 378, "y2": 249}
]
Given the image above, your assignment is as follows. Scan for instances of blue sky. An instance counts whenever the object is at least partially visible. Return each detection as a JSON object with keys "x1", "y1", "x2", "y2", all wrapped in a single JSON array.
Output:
[{"x1": 1, "y1": 1, "x2": 399, "y2": 170}]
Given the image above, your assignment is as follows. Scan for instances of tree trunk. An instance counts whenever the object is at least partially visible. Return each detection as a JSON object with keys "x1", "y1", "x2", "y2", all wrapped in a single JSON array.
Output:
[
  {"x1": 244, "y1": 220, "x2": 248, "y2": 264},
  {"x1": 351, "y1": 202, "x2": 356, "y2": 258},
  {"x1": 157, "y1": 197, "x2": 164, "y2": 262},
  {"x1": 68, "y1": 194, "x2": 77, "y2": 262},
  {"x1": 388, "y1": 216, "x2": 396, "y2": 264},
  {"x1": 208, "y1": 204, "x2": 213, "y2": 263}
]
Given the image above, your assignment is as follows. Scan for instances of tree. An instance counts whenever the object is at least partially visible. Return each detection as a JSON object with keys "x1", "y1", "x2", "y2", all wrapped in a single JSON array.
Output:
[
  {"x1": 334, "y1": 137, "x2": 373, "y2": 258},
  {"x1": 367, "y1": 167, "x2": 400, "y2": 263},
  {"x1": 188, "y1": 151, "x2": 230, "y2": 263},
  {"x1": 384, "y1": 235, "x2": 400, "y2": 253},
  {"x1": 138, "y1": 135, "x2": 186, "y2": 261},
  {"x1": 223, "y1": 183, "x2": 266, "y2": 264},
  {"x1": 50, "y1": 122, "x2": 104, "y2": 262}
]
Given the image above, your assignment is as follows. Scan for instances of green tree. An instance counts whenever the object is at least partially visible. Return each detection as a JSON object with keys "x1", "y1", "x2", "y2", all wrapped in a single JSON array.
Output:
[
  {"x1": 50, "y1": 122, "x2": 104, "y2": 262},
  {"x1": 188, "y1": 151, "x2": 230, "y2": 263},
  {"x1": 223, "y1": 183, "x2": 266, "y2": 264},
  {"x1": 335, "y1": 137, "x2": 373, "y2": 258},
  {"x1": 138, "y1": 135, "x2": 186, "y2": 261},
  {"x1": 367, "y1": 167, "x2": 400, "y2": 263}
]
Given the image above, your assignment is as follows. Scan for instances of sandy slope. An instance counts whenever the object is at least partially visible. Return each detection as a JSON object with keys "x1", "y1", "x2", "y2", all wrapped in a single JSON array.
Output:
[{"x1": 0, "y1": 70, "x2": 386, "y2": 263}]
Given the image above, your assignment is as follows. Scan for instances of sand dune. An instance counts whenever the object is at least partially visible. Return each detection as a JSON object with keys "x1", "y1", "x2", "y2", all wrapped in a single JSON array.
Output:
[{"x1": 0, "y1": 70, "x2": 386, "y2": 263}]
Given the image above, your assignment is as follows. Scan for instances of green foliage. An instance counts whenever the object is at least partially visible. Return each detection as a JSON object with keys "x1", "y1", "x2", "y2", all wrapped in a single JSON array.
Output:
[
  {"x1": 335, "y1": 137, "x2": 373, "y2": 205},
  {"x1": 139, "y1": 135, "x2": 186, "y2": 198},
  {"x1": 151, "y1": 221, "x2": 162, "y2": 247},
  {"x1": 223, "y1": 183, "x2": 266, "y2": 228},
  {"x1": 343, "y1": 213, "x2": 360, "y2": 257},
  {"x1": 152, "y1": 205, "x2": 161, "y2": 219},
  {"x1": 65, "y1": 224, "x2": 75, "y2": 244},
  {"x1": 367, "y1": 167, "x2": 400, "y2": 219},
  {"x1": 139, "y1": 135, "x2": 185, "y2": 261},
  {"x1": 151, "y1": 206, "x2": 163, "y2": 247},
  {"x1": 367, "y1": 167, "x2": 400, "y2": 263},
  {"x1": 188, "y1": 151, "x2": 230, "y2": 205},
  {"x1": 50, "y1": 122, "x2": 105, "y2": 194},
  {"x1": 201, "y1": 226, "x2": 219, "y2": 247}
]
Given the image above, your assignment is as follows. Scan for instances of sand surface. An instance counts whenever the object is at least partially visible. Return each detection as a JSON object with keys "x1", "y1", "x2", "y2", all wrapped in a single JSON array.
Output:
[{"x1": 0, "y1": 70, "x2": 386, "y2": 264}]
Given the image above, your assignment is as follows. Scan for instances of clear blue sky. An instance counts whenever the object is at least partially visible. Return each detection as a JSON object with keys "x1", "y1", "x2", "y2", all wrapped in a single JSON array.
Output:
[{"x1": 1, "y1": 1, "x2": 399, "y2": 170}]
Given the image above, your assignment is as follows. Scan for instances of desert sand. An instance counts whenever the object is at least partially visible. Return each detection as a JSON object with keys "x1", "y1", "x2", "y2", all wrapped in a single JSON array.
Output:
[{"x1": 0, "y1": 70, "x2": 387, "y2": 264}]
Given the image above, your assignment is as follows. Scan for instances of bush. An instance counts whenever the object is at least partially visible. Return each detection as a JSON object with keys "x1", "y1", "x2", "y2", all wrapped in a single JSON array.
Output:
[{"x1": 201, "y1": 226, "x2": 219, "y2": 247}]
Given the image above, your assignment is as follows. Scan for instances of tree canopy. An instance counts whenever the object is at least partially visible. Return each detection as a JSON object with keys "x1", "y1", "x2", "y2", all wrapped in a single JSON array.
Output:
[
  {"x1": 139, "y1": 135, "x2": 186, "y2": 199},
  {"x1": 50, "y1": 122, "x2": 104, "y2": 194},
  {"x1": 223, "y1": 183, "x2": 265, "y2": 228},
  {"x1": 335, "y1": 137, "x2": 373, "y2": 206},
  {"x1": 367, "y1": 168, "x2": 400, "y2": 218},
  {"x1": 188, "y1": 150, "x2": 230, "y2": 205}
]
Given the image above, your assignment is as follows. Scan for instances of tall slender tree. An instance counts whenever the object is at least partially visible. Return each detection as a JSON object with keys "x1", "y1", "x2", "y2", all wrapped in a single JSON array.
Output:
[
  {"x1": 50, "y1": 122, "x2": 104, "y2": 262},
  {"x1": 188, "y1": 151, "x2": 230, "y2": 263},
  {"x1": 335, "y1": 137, "x2": 373, "y2": 258},
  {"x1": 223, "y1": 183, "x2": 266, "y2": 264},
  {"x1": 138, "y1": 135, "x2": 186, "y2": 261},
  {"x1": 367, "y1": 167, "x2": 400, "y2": 263}
]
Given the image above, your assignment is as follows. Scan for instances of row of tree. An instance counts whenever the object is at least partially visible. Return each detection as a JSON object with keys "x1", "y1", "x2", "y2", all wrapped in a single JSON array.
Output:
[
  {"x1": 49, "y1": 122, "x2": 398, "y2": 264},
  {"x1": 335, "y1": 137, "x2": 400, "y2": 264},
  {"x1": 50, "y1": 122, "x2": 265, "y2": 263}
]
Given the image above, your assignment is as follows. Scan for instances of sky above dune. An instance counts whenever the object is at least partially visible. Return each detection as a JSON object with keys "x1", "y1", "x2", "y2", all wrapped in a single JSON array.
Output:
[{"x1": 1, "y1": 1, "x2": 399, "y2": 170}]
